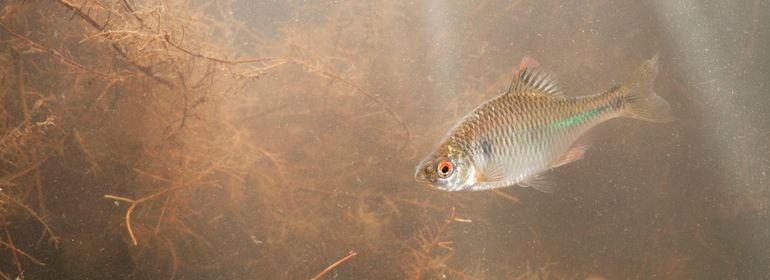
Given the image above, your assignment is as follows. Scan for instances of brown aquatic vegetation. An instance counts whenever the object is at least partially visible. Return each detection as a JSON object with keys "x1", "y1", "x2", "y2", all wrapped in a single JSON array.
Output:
[
  {"x1": 406, "y1": 207, "x2": 475, "y2": 280},
  {"x1": 0, "y1": 0, "x2": 740, "y2": 279},
  {"x1": 0, "y1": 1, "x2": 456, "y2": 278},
  {"x1": 0, "y1": 0, "x2": 612, "y2": 278},
  {"x1": 311, "y1": 250, "x2": 358, "y2": 280}
]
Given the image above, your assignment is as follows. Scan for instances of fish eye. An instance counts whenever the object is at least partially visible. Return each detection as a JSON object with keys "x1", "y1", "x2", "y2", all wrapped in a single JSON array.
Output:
[{"x1": 436, "y1": 161, "x2": 453, "y2": 178}]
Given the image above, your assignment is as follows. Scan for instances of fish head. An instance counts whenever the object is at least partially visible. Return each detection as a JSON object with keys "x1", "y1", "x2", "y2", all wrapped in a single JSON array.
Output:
[{"x1": 414, "y1": 153, "x2": 476, "y2": 192}]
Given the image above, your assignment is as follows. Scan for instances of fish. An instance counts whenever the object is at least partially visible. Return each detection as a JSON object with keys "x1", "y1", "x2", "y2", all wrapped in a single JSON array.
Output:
[{"x1": 414, "y1": 55, "x2": 674, "y2": 193}]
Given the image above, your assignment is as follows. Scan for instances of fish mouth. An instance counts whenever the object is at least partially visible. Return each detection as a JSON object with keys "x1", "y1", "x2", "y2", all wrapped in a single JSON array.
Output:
[
  {"x1": 414, "y1": 170, "x2": 430, "y2": 184},
  {"x1": 415, "y1": 179, "x2": 459, "y2": 192},
  {"x1": 415, "y1": 176, "x2": 429, "y2": 184},
  {"x1": 414, "y1": 168, "x2": 441, "y2": 190},
  {"x1": 414, "y1": 162, "x2": 429, "y2": 182},
  {"x1": 414, "y1": 168, "x2": 422, "y2": 180}
]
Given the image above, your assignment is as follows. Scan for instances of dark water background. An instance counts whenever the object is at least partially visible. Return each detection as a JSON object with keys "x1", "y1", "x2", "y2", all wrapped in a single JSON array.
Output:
[{"x1": 0, "y1": 0, "x2": 768, "y2": 279}]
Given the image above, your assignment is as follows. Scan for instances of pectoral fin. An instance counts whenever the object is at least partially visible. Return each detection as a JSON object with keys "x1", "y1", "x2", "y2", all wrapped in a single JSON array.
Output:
[
  {"x1": 519, "y1": 173, "x2": 555, "y2": 194},
  {"x1": 475, "y1": 163, "x2": 506, "y2": 183}
]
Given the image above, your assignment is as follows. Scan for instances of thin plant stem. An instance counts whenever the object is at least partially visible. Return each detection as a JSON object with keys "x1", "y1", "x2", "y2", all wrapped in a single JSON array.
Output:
[{"x1": 311, "y1": 251, "x2": 358, "y2": 280}]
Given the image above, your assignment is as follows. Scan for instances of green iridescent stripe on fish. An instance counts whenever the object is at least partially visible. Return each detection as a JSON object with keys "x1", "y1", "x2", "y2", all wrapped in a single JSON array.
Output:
[
  {"x1": 546, "y1": 104, "x2": 613, "y2": 129},
  {"x1": 415, "y1": 55, "x2": 673, "y2": 193}
]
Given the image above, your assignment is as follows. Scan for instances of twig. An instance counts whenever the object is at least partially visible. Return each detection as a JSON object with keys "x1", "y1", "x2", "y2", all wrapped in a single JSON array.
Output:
[
  {"x1": 0, "y1": 239, "x2": 45, "y2": 266},
  {"x1": 33, "y1": 171, "x2": 49, "y2": 240},
  {"x1": 55, "y1": 0, "x2": 174, "y2": 88},
  {"x1": 132, "y1": 168, "x2": 173, "y2": 183},
  {"x1": 56, "y1": 0, "x2": 101, "y2": 29},
  {"x1": 0, "y1": 193, "x2": 60, "y2": 248},
  {"x1": 0, "y1": 2, "x2": 26, "y2": 21},
  {"x1": 490, "y1": 189, "x2": 520, "y2": 204},
  {"x1": 118, "y1": 0, "x2": 138, "y2": 20},
  {"x1": 163, "y1": 33, "x2": 412, "y2": 150},
  {"x1": 105, "y1": 164, "x2": 220, "y2": 245},
  {"x1": 425, "y1": 208, "x2": 461, "y2": 251},
  {"x1": 153, "y1": 194, "x2": 172, "y2": 235},
  {"x1": 0, "y1": 117, "x2": 55, "y2": 160},
  {"x1": 3, "y1": 229, "x2": 23, "y2": 279},
  {"x1": 78, "y1": 30, "x2": 159, "y2": 44},
  {"x1": 411, "y1": 207, "x2": 471, "y2": 280},
  {"x1": 11, "y1": 50, "x2": 29, "y2": 125},
  {"x1": 311, "y1": 251, "x2": 357, "y2": 280},
  {"x1": 103, "y1": 194, "x2": 139, "y2": 245},
  {"x1": 5, "y1": 155, "x2": 50, "y2": 183},
  {"x1": 158, "y1": 234, "x2": 179, "y2": 280},
  {"x1": 164, "y1": 33, "x2": 280, "y2": 65},
  {"x1": 289, "y1": 59, "x2": 412, "y2": 152},
  {"x1": 72, "y1": 128, "x2": 102, "y2": 175},
  {"x1": 0, "y1": 21, "x2": 120, "y2": 80}
]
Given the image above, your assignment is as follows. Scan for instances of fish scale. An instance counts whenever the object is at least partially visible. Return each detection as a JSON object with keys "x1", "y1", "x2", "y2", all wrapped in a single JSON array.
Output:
[
  {"x1": 468, "y1": 95, "x2": 615, "y2": 180},
  {"x1": 415, "y1": 55, "x2": 674, "y2": 193}
]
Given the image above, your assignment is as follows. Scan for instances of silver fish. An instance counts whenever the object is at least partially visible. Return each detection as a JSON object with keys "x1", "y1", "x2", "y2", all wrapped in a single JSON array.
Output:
[{"x1": 415, "y1": 55, "x2": 674, "y2": 193}]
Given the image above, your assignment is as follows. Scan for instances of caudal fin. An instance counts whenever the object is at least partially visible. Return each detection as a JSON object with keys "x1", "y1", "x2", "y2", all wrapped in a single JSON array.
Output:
[{"x1": 619, "y1": 54, "x2": 676, "y2": 123}]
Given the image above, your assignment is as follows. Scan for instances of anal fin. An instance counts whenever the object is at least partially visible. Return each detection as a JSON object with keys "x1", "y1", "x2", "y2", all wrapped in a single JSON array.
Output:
[{"x1": 553, "y1": 143, "x2": 589, "y2": 168}]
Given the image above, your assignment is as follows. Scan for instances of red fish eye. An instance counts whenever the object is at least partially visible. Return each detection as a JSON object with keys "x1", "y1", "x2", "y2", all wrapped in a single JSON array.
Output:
[{"x1": 436, "y1": 161, "x2": 453, "y2": 177}]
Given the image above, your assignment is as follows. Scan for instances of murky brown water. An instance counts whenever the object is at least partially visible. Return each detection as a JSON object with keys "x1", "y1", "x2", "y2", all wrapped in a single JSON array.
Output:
[{"x1": 0, "y1": 1, "x2": 768, "y2": 279}]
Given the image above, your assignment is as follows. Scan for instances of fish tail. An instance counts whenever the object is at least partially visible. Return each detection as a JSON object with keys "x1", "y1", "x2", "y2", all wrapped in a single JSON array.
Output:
[{"x1": 617, "y1": 54, "x2": 676, "y2": 123}]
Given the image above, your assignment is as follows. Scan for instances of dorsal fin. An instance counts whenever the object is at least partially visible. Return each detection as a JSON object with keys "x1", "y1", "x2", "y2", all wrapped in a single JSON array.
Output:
[
  {"x1": 505, "y1": 61, "x2": 563, "y2": 97},
  {"x1": 518, "y1": 56, "x2": 540, "y2": 70}
]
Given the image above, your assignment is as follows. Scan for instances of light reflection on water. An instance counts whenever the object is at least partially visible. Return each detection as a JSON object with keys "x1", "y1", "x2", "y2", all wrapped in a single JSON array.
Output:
[{"x1": 0, "y1": 0, "x2": 767, "y2": 279}]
